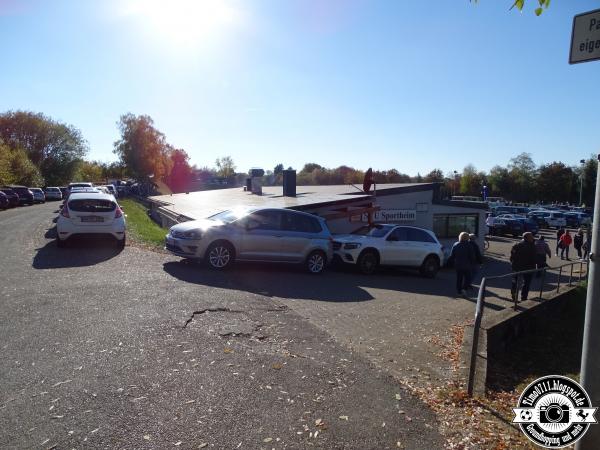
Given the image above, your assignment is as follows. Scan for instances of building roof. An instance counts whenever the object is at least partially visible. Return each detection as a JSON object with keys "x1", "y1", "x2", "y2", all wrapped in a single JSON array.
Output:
[{"x1": 149, "y1": 183, "x2": 436, "y2": 220}]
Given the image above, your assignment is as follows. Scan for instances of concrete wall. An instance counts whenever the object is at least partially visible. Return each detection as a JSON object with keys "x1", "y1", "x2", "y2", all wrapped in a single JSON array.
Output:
[{"x1": 461, "y1": 287, "x2": 583, "y2": 396}]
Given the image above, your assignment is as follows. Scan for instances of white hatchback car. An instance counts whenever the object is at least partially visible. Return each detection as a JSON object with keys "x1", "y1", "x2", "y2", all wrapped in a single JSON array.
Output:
[
  {"x1": 56, "y1": 192, "x2": 126, "y2": 248},
  {"x1": 333, "y1": 224, "x2": 444, "y2": 277}
]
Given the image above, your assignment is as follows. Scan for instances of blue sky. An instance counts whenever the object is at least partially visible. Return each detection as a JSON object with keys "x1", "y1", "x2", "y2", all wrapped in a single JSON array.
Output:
[{"x1": 1, "y1": 0, "x2": 599, "y2": 176}]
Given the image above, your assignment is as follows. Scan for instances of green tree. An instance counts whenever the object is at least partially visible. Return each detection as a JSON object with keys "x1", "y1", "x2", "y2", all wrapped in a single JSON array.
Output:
[
  {"x1": 215, "y1": 156, "x2": 236, "y2": 178},
  {"x1": 73, "y1": 160, "x2": 104, "y2": 183},
  {"x1": 536, "y1": 162, "x2": 575, "y2": 203},
  {"x1": 581, "y1": 157, "x2": 598, "y2": 207},
  {"x1": 273, "y1": 164, "x2": 284, "y2": 175},
  {"x1": 0, "y1": 142, "x2": 44, "y2": 186},
  {"x1": 487, "y1": 165, "x2": 511, "y2": 196},
  {"x1": 424, "y1": 169, "x2": 445, "y2": 183},
  {"x1": 508, "y1": 152, "x2": 537, "y2": 202},
  {"x1": 459, "y1": 164, "x2": 486, "y2": 196},
  {"x1": 113, "y1": 114, "x2": 172, "y2": 182},
  {"x1": 0, "y1": 110, "x2": 88, "y2": 185}
]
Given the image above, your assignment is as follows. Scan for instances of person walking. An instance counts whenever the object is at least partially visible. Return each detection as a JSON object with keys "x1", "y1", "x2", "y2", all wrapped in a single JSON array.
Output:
[
  {"x1": 449, "y1": 232, "x2": 476, "y2": 297},
  {"x1": 583, "y1": 232, "x2": 592, "y2": 260},
  {"x1": 510, "y1": 232, "x2": 537, "y2": 301},
  {"x1": 556, "y1": 226, "x2": 565, "y2": 256},
  {"x1": 559, "y1": 230, "x2": 573, "y2": 260},
  {"x1": 574, "y1": 228, "x2": 584, "y2": 259},
  {"x1": 534, "y1": 235, "x2": 551, "y2": 278},
  {"x1": 468, "y1": 233, "x2": 483, "y2": 286}
]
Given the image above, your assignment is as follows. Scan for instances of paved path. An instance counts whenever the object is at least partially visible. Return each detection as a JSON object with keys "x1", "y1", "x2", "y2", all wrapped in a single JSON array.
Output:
[{"x1": 0, "y1": 203, "x2": 443, "y2": 449}]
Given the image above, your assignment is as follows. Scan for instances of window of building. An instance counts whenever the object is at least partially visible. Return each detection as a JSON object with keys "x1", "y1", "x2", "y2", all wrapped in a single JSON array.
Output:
[{"x1": 433, "y1": 214, "x2": 479, "y2": 239}]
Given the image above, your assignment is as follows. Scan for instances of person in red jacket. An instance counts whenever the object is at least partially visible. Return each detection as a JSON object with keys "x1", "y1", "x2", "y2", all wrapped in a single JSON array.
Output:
[{"x1": 559, "y1": 230, "x2": 573, "y2": 260}]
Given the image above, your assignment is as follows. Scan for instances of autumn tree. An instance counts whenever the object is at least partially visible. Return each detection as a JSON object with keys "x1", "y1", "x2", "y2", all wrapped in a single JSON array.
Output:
[
  {"x1": 113, "y1": 114, "x2": 172, "y2": 183},
  {"x1": 167, "y1": 149, "x2": 193, "y2": 193},
  {"x1": 0, "y1": 110, "x2": 88, "y2": 185},
  {"x1": 424, "y1": 169, "x2": 445, "y2": 183},
  {"x1": 215, "y1": 156, "x2": 236, "y2": 179}
]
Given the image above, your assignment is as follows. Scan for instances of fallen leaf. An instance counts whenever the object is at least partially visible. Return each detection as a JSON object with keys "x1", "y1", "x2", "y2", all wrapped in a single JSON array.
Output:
[
  {"x1": 263, "y1": 437, "x2": 273, "y2": 443},
  {"x1": 339, "y1": 415, "x2": 349, "y2": 421},
  {"x1": 223, "y1": 348, "x2": 233, "y2": 354},
  {"x1": 174, "y1": 441, "x2": 182, "y2": 446},
  {"x1": 315, "y1": 418, "x2": 322, "y2": 426},
  {"x1": 272, "y1": 363, "x2": 282, "y2": 370},
  {"x1": 143, "y1": 435, "x2": 151, "y2": 440},
  {"x1": 395, "y1": 393, "x2": 402, "y2": 401},
  {"x1": 198, "y1": 443, "x2": 208, "y2": 448}
]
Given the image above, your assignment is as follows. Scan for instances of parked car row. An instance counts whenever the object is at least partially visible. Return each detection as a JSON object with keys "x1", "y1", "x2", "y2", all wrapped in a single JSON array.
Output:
[{"x1": 165, "y1": 207, "x2": 446, "y2": 277}]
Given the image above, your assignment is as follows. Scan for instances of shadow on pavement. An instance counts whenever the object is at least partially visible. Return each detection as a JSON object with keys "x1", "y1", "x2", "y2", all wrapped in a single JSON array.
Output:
[
  {"x1": 163, "y1": 258, "x2": 501, "y2": 305},
  {"x1": 33, "y1": 229, "x2": 123, "y2": 269}
]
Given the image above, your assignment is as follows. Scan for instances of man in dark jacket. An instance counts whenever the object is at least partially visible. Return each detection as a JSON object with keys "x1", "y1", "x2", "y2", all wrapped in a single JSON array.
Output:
[
  {"x1": 510, "y1": 232, "x2": 537, "y2": 301},
  {"x1": 449, "y1": 232, "x2": 476, "y2": 296}
]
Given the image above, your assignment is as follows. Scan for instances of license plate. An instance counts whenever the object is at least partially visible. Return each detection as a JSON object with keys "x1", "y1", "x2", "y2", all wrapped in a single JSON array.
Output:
[{"x1": 81, "y1": 216, "x2": 103, "y2": 223}]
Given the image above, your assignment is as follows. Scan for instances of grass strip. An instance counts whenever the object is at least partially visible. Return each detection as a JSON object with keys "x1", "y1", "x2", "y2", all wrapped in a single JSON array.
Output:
[{"x1": 120, "y1": 198, "x2": 167, "y2": 249}]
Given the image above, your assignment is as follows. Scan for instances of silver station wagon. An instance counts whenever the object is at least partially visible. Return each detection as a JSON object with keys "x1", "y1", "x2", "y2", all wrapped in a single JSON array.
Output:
[{"x1": 165, "y1": 207, "x2": 333, "y2": 273}]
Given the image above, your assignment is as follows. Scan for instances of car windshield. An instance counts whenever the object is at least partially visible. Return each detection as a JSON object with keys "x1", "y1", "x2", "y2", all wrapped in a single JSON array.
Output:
[
  {"x1": 208, "y1": 208, "x2": 252, "y2": 224},
  {"x1": 351, "y1": 224, "x2": 395, "y2": 237},
  {"x1": 68, "y1": 198, "x2": 116, "y2": 212}
]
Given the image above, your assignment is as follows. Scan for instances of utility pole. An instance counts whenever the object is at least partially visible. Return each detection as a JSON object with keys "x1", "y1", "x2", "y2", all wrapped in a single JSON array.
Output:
[
  {"x1": 576, "y1": 153, "x2": 600, "y2": 450},
  {"x1": 580, "y1": 159, "x2": 586, "y2": 206}
]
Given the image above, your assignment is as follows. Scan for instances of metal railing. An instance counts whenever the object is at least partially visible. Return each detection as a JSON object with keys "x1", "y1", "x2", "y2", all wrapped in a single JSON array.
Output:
[{"x1": 466, "y1": 259, "x2": 589, "y2": 397}]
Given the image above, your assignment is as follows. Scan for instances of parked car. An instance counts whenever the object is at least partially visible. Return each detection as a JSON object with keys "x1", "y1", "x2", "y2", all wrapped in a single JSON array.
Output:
[
  {"x1": 56, "y1": 192, "x2": 126, "y2": 248},
  {"x1": 165, "y1": 207, "x2": 333, "y2": 273},
  {"x1": 332, "y1": 224, "x2": 444, "y2": 277},
  {"x1": 0, "y1": 191, "x2": 9, "y2": 209},
  {"x1": 543, "y1": 212, "x2": 567, "y2": 229},
  {"x1": 496, "y1": 214, "x2": 538, "y2": 234},
  {"x1": 102, "y1": 184, "x2": 118, "y2": 198},
  {"x1": 488, "y1": 218, "x2": 524, "y2": 237},
  {"x1": 0, "y1": 188, "x2": 19, "y2": 208},
  {"x1": 30, "y1": 188, "x2": 46, "y2": 203},
  {"x1": 3, "y1": 185, "x2": 34, "y2": 205},
  {"x1": 44, "y1": 187, "x2": 63, "y2": 201},
  {"x1": 527, "y1": 210, "x2": 549, "y2": 228},
  {"x1": 68, "y1": 182, "x2": 94, "y2": 192},
  {"x1": 564, "y1": 212, "x2": 592, "y2": 228}
]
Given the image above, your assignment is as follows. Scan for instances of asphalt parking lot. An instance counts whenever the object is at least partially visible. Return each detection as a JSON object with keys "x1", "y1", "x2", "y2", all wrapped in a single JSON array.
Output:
[
  {"x1": 1, "y1": 203, "x2": 445, "y2": 449},
  {"x1": 1, "y1": 203, "x2": 586, "y2": 448}
]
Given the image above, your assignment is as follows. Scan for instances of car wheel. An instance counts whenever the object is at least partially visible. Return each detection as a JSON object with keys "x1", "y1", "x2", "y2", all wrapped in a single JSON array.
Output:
[
  {"x1": 306, "y1": 250, "x2": 326, "y2": 274},
  {"x1": 420, "y1": 256, "x2": 440, "y2": 278},
  {"x1": 357, "y1": 250, "x2": 379, "y2": 275},
  {"x1": 56, "y1": 237, "x2": 67, "y2": 248},
  {"x1": 206, "y1": 241, "x2": 234, "y2": 270}
]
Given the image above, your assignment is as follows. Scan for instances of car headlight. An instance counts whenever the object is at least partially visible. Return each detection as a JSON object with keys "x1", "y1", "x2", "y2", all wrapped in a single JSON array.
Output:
[
  {"x1": 343, "y1": 242, "x2": 362, "y2": 250},
  {"x1": 182, "y1": 230, "x2": 202, "y2": 239}
]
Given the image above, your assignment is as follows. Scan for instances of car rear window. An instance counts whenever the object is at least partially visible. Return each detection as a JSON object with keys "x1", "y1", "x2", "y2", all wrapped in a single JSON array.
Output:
[
  {"x1": 68, "y1": 199, "x2": 116, "y2": 212},
  {"x1": 407, "y1": 228, "x2": 436, "y2": 243},
  {"x1": 283, "y1": 212, "x2": 322, "y2": 233}
]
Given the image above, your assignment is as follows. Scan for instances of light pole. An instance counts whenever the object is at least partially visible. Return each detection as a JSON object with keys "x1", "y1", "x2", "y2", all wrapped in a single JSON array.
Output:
[
  {"x1": 580, "y1": 159, "x2": 586, "y2": 206},
  {"x1": 453, "y1": 170, "x2": 458, "y2": 197}
]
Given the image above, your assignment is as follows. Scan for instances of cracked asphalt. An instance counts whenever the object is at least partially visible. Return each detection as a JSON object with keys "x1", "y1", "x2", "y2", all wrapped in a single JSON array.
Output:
[{"x1": 0, "y1": 203, "x2": 444, "y2": 449}]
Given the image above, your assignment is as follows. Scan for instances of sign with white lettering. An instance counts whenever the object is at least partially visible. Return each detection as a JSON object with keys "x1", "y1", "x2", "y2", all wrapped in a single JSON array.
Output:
[
  {"x1": 570, "y1": 8, "x2": 600, "y2": 64},
  {"x1": 361, "y1": 209, "x2": 417, "y2": 222}
]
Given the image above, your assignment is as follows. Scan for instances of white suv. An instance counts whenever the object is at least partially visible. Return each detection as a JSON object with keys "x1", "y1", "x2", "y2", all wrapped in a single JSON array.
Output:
[
  {"x1": 333, "y1": 224, "x2": 444, "y2": 277},
  {"x1": 56, "y1": 192, "x2": 126, "y2": 248}
]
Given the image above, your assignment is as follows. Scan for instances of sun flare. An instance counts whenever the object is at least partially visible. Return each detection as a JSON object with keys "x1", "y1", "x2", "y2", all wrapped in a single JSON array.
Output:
[{"x1": 121, "y1": 0, "x2": 240, "y2": 47}]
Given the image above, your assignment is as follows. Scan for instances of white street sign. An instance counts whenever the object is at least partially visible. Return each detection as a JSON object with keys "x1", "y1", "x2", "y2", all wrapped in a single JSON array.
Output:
[{"x1": 570, "y1": 8, "x2": 600, "y2": 64}]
